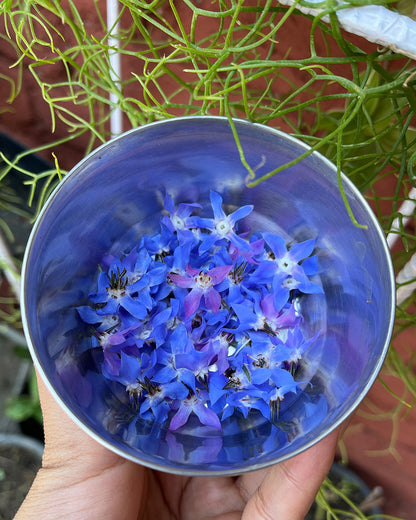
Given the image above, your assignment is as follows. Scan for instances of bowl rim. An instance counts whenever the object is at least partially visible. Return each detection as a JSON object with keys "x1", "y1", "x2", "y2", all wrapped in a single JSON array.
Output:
[{"x1": 20, "y1": 115, "x2": 396, "y2": 475}]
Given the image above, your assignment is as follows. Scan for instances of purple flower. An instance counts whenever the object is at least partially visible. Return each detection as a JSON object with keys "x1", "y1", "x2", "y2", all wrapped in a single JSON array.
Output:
[
  {"x1": 248, "y1": 232, "x2": 322, "y2": 309},
  {"x1": 140, "y1": 377, "x2": 189, "y2": 423},
  {"x1": 169, "y1": 264, "x2": 232, "y2": 318},
  {"x1": 76, "y1": 306, "x2": 121, "y2": 331},
  {"x1": 258, "y1": 294, "x2": 300, "y2": 332},
  {"x1": 124, "y1": 304, "x2": 172, "y2": 349},
  {"x1": 152, "y1": 323, "x2": 197, "y2": 390},
  {"x1": 221, "y1": 389, "x2": 270, "y2": 421},
  {"x1": 140, "y1": 224, "x2": 175, "y2": 261},
  {"x1": 284, "y1": 327, "x2": 322, "y2": 364},
  {"x1": 247, "y1": 336, "x2": 292, "y2": 386},
  {"x1": 102, "y1": 350, "x2": 156, "y2": 399},
  {"x1": 268, "y1": 376, "x2": 301, "y2": 405},
  {"x1": 162, "y1": 192, "x2": 201, "y2": 241},
  {"x1": 174, "y1": 341, "x2": 219, "y2": 392},
  {"x1": 228, "y1": 237, "x2": 265, "y2": 265},
  {"x1": 169, "y1": 393, "x2": 221, "y2": 431}
]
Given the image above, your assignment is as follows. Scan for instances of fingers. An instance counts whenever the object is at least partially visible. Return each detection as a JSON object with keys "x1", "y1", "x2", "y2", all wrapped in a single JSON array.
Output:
[
  {"x1": 178, "y1": 476, "x2": 245, "y2": 520},
  {"x1": 15, "y1": 373, "x2": 144, "y2": 520},
  {"x1": 239, "y1": 429, "x2": 339, "y2": 520}
]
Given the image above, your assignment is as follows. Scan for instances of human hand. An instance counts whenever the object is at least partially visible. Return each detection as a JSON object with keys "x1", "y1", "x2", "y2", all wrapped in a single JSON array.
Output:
[{"x1": 16, "y1": 374, "x2": 339, "y2": 520}]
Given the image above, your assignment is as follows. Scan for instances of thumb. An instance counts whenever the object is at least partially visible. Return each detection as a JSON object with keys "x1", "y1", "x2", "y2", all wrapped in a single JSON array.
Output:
[{"x1": 242, "y1": 429, "x2": 339, "y2": 520}]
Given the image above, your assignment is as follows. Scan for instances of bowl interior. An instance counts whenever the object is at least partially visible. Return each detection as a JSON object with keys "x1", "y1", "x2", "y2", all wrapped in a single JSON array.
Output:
[{"x1": 22, "y1": 116, "x2": 394, "y2": 474}]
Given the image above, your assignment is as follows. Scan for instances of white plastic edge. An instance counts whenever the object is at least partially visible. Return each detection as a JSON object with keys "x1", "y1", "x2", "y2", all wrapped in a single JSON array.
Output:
[{"x1": 279, "y1": 1, "x2": 416, "y2": 60}]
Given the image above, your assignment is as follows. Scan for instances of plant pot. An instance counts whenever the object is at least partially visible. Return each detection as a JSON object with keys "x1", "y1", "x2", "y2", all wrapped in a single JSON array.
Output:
[
  {"x1": 21, "y1": 116, "x2": 395, "y2": 475},
  {"x1": 0, "y1": 132, "x2": 53, "y2": 257},
  {"x1": 0, "y1": 433, "x2": 43, "y2": 519}
]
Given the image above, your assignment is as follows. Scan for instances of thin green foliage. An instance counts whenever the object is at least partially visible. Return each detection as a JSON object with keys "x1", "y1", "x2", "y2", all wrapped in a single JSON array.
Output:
[
  {"x1": 5, "y1": 366, "x2": 42, "y2": 424},
  {"x1": 1, "y1": 0, "x2": 415, "y2": 207},
  {"x1": 311, "y1": 470, "x2": 403, "y2": 519},
  {"x1": 4, "y1": 0, "x2": 414, "y2": 190},
  {"x1": 0, "y1": 1, "x2": 416, "y2": 518}
]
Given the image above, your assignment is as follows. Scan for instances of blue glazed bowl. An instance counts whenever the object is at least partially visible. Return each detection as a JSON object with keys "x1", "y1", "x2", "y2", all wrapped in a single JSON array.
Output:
[{"x1": 21, "y1": 116, "x2": 395, "y2": 475}]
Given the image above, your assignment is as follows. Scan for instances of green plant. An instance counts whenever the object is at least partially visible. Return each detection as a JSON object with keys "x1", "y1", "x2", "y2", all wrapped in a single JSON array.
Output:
[
  {"x1": 5, "y1": 366, "x2": 42, "y2": 426},
  {"x1": 0, "y1": 0, "x2": 415, "y2": 517}
]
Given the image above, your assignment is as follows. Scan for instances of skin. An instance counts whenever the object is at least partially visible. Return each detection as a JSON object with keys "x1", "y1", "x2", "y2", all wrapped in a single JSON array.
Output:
[{"x1": 16, "y1": 375, "x2": 339, "y2": 520}]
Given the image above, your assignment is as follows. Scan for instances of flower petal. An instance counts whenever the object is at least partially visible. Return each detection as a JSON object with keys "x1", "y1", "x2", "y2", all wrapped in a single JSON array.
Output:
[
  {"x1": 169, "y1": 404, "x2": 192, "y2": 431},
  {"x1": 204, "y1": 288, "x2": 221, "y2": 313},
  {"x1": 263, "y1": 232, "x2": 287, "y2": 257},
  {"x1": 301, "y1": 254, "x2": 319, "y2": 275},
  {"x1": 210, "y1": 191, "x2": 226, "y2": 220},
  {"x1": 289, "y1": 238, "x2": 316, "y2": 262},
  {"x1": 169, "y1": 273, "x2": 194, "y2": 288},
  {"x1": 229, "y1": 204, "x2": 253, "y2": 224},
  {"x1": 251, "y1": 368, "x2": 272, "y2": 385},
  {"x1": 195, "y1": 403, "x2": 222, "y2": 429},
  {"x1": 121, "y1": 295, "x2": 148, "y2": 320},
  {"x1": 184, "y1": 288, "x2": 203, "y2": 318},
  {"x1": 76, "y1": 306, "x2": 103, "y2": 324},
  {"x1": 209, "y1": 264, "x2": 233, "y2": 285}
]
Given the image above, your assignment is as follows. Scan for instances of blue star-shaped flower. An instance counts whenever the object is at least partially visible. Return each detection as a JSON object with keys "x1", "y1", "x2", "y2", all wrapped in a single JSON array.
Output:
[{"x1": 193, "y1": 191, "x2": 254, "y2": 253}]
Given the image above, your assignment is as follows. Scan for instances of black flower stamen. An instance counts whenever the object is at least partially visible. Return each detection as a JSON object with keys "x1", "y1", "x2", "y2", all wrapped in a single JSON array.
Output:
[
  {"x1": 108, "y1": 267, "x2": 128, "y2": 291},
  {"x1": 270, "y1": 398, "x2": 281, "y2": 423}
]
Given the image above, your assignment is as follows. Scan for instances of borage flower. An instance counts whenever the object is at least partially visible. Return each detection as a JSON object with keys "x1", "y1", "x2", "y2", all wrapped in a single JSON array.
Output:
[
  {"x1": 77, "y1": 190, "x2": 324, "y2": 433},
  {"x1": 248, "y1": 232, "x2": 322, "y2": 310},
  {"x1": 88, "y1": 266, "x2": 148, "y2": 320},
  {"x1": 170, "y1": 391, "x2": 221, "y2": 431},
  {"x1": 169, "y1": 264, "x2": 232, "y2": 318},
  {"x1": 139, "y1": 376, "x2": 189, "y2": 423},
  {"x1": 162, "y1": 192, "x2": 202, "y2": 244},
  {"x1": 194, "y1": 191, "x2": 254, "y2": 253},
  {"x1": 103, "y1": 350, "x2": 156, "y2": 400}
]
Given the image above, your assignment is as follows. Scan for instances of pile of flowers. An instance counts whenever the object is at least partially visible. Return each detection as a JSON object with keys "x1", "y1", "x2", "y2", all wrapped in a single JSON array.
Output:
[{"x1": 77, "y1": 191, "x2": 323, "y2": 431}]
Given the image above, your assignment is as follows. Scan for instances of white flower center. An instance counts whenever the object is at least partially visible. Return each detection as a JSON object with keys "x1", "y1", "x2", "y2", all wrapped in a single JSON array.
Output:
[
  {"x1": 289, "y1": 348, "x2": 302, "y2": 363},
  {"x1": 253, "y1": 355, "x2": 269, "y2": 368},
  {"x1": 195, "y1": 366, "x2": 208, "y2": 379},
  {"x1": 126, "y1": 382, "x2": 141, "y2": 396},
  {"x1": 139, "y1": 328, "x2": 151, "y2": 340},
  {"x1": 271, "y1": 388, "x2": 285, "y2": 401},
  {"x1": 215, "y1": 218, "x2": 232, "y2": 236},
  {"x1": 194, "y1": 272, "x2": 213, "y2": 290},
  {"x1": 101, "y1": 314, "x2": 120, "y2": 329},
  {"x1": 166, "y1": 317, "x2": 181, "y2": 330},
  {"x1": 277, "y1": 254, "x2": 297, "y2": 274},
  {"x1": 191, "y1": 228, "x2": 202, "y2": 240},
  {"x1": 172, "y1": 215, "x2": 186, "y2": 230},
  {"x1": 98, "y1": 332, "x2": 111, "y2": 349},
  {"x1": 252, "y1": 315, "x2": 265, "y2": 331},
  {"x1": 107, "y1": 287, "x2": 126, "y2": 300}
]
